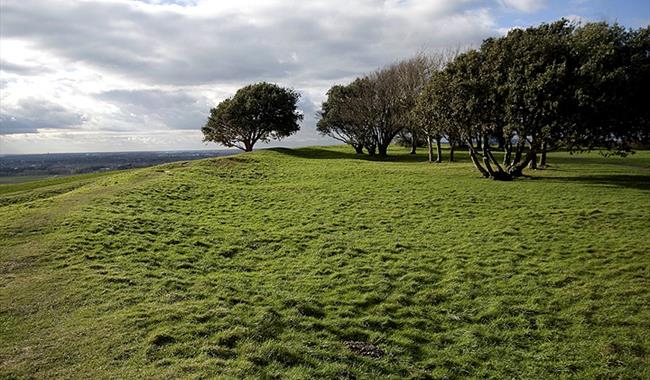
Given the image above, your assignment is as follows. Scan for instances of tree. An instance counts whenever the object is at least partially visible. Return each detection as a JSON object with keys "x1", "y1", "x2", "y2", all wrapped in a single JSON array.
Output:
[
  {"x1": 317, "y1": 81, "x2": 374, "y2": 154},
  {"x1": 569, "y1": 23, "x2": 650, "y2": 153},
  {"x1": 319, "y1": 54, "x2": 442, "y2": 158},
  {"x1": 202, "y1": 82, "x2": 302, "y2": 152},
  {"x1": 415, "y1": 70, "x2": 452, "y2": 163},
  {"x1": 394, "y1": 54, "x2": 439, "y2": 155},
  {"x1": 363, "y1": 65, "x2": 404, "y2": 157}
]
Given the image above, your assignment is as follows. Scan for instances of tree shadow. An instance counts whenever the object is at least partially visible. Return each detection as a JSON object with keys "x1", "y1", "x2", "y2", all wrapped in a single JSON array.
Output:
[
  {"x1": 268, "y1": 146, "x2": 470, "y2": 163},
  {"x1": 268, "y1": 147, "x2": 360, "y2": 160},
  {"x1": 269, "y1": 147, "x2": 649, "y2": 190},
  {"x1": 547, "y1": 174, "x2": 650, "y2": 191}
]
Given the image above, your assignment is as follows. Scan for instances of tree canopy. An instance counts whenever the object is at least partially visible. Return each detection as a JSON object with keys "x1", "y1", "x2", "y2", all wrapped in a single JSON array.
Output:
[
  {"x1": 414, "y1": 20, "x2": 650, "y2": 180},
  {"x1": 202, "y1": 82, "x2": 302, "y2": 152},
  {"x1": 318, "y1": 54, "x2": 438, "y2": 157}
]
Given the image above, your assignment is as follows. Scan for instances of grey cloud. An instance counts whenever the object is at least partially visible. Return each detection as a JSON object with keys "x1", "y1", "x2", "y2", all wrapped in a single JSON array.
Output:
[
  {"x1": 0, "y1": 116, "x2": 40, "y2": 134},
  {"x1": 95, "y1": 89, "x2": 210, "y2": 130},
  {"x1": 0, "y1": 60, "x2": 53, "y2": 76},
  {"x1": 0, "y1": 0, "x2": 496, "y2": 87},
  {"x1": 0, "y1": 99, "x2": 86, "y2": 134}
]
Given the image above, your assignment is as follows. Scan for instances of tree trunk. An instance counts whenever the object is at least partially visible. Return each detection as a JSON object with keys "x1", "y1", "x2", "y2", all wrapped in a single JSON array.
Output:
[
  {"x1": 483, "y1": 142, "x2": 512, "y2": 181},
  {"x1": 503, "y1": 139, "x2": 512, "y2": 166},
  {"x1": 539, "y1": 141, "x2": 548, "y2": 168},
  {"x1": 475, "y1": 135, "x2": 482, "y2": 150},
  {"x1": 435, "y1": 137, "x2": 442, "y2": 163},
  {"x1": 528, "y1": 152, "x2": 538, "y2": 169},
  {"x1": 467, "y1": 144, "x2": 489, "y2": 178},
  {"x1": 354, "y1": 144, "x2": 364, "y2": 154},
  {"x1": 483, "y1": 134, "x2": 490, "y2": 151},
  {"x1": 509, "y1": 143, "x2": 537, "y2": 177},
  {"x1": 410, "y1": 134, "x2": 417, "y2": 155},
  {"x1": 366, "y1": 145, "x2": 376, "y2": 156},
  {"x1": 426, "y1": 135, "x2": 434, "y2": 162},
  {"x1": 449, "y1": 145, "x2": 455, "y2": 162},
  {"x1": 511, "y1": 140, "x2": 524, "y2": 166},
  {"x1": 497, "y1": 134, "x2": 505, "y2": 150},
  {"x1": 378, "y1": 144, "x2": 388, "y2": 157},
  {"x1": 244, "y1": 140, "x2": 253, "y2": 152}
]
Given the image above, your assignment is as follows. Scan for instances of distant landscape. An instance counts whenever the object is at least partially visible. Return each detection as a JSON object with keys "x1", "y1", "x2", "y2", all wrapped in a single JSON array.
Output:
[{"x1": 0, "y1": 150, "x2": 237, "y2": 183}]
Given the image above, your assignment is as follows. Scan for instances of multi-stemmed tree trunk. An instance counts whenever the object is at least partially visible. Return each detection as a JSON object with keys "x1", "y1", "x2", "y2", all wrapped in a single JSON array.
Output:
[
  {"x1": 461, "y1": 131, "x2": 540, "y2": 180},
  {"x1": 508, "y1": 139, "x2": 539, "y2": 177},
  {"x1": 425, "y1": 134, "x2": 444, "y2": 163}
]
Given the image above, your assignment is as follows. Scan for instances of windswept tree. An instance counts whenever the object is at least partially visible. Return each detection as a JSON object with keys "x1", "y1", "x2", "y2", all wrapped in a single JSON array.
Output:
[
  {"x1": 415, "y1": 70, "x2": 452, "y2": 163},
  {"x1": 363, "y1": 65, "x2": 405, "y2": 157},
  {"x1": 319, "y1": 54, "x2": 443, "y2": 157},
  {"x1": 569, "y1": 23, "x2": 650, "y2": 154},
  {"x1": 317, "y1": 81, "x2": 374, "y2": 154},
  {"x1": 499, "y1": 21, "x2": 576, "y2": 175},
  {"x1": 202, "y1": 82, "x2": 302, "y2": 152},
  {"x1": 394, "y1": 54, "x2": 440, "y2": 155}
]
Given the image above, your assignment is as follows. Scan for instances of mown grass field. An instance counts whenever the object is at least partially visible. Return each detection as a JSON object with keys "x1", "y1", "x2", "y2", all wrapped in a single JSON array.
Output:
[{"x1": 1, "y1": 145, "x2": 649, "y2": 379}]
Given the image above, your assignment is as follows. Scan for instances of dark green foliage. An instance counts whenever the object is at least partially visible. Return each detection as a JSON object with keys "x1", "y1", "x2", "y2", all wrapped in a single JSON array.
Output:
[
  {"x1": 1, "y1": 146, "x2": 649, "y2": 378},
  {"x1": 202, "y1": 82, "x2": 302, "y2": 151},
  {"x1": 416, "y1": 20, "x2": 649, "y2": 180},
  {"x1": 570, "y1": 23, "x2": 650, "y2": 151},
  {"x1": 317, "y1": 81, "x2": 373, "y2": 154}
]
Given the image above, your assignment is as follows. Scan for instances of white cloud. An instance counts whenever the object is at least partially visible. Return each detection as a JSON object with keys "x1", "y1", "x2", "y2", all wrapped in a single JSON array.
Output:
[
  {"x1": 498, "y1": 0, "x2": 546, "y2": 13},
  {"x1": 564, "y1": 14, "x2": 589, "y2": 25}
]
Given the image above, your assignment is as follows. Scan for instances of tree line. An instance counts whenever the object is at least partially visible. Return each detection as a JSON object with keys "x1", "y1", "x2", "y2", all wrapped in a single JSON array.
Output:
[
  {"x1": 201, "y1": 19, "x2": 648, "y2": 180},
  {"x1": 317, "y1": 20, "x2": 649, "y2": 180}
]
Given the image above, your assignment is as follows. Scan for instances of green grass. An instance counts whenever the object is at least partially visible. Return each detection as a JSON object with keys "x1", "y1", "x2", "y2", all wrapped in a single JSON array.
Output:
[
  {"x1": 0, "y1": 175, "x2": 59, "y2": 185},
  {"x1": 1, "y1": 145, "x2": 648, "y2": 379}
]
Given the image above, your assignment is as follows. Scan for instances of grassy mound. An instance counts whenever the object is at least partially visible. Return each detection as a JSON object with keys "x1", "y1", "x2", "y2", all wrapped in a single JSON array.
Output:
[{"x1": 1, "y1": 146, "x2": 649, "y2": 379}]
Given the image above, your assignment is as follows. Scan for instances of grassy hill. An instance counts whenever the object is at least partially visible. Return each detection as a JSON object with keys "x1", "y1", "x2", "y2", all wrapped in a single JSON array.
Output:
[{"x1": 1, "y1": 146, "x2": 649, "y2": 379}]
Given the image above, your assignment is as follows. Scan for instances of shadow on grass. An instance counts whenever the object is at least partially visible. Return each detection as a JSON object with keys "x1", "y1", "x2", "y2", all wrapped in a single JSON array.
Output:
[
  {"x1": 270, "y1": 147, "x2": 649, "y2": 189},
  {"x1": 548, "y1": 174, "x2": 650, "y2": 191},
  {"x1": 268, "y1": 147, "x2": 470, "y2": 163}
]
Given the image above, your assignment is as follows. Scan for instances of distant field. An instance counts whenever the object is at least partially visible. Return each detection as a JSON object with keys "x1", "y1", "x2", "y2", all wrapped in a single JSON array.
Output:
[
  {"x1": 1, "y1": 146, "x2": 648, "y2": 379},
  {"x1": 0, "y1": 175, "x2": 60, "y2": 184}
]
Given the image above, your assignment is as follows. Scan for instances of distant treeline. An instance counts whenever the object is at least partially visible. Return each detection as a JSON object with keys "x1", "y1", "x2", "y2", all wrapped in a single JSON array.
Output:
[{"x1": 317, "y1": 19, "x2": 650, "y2": 180}]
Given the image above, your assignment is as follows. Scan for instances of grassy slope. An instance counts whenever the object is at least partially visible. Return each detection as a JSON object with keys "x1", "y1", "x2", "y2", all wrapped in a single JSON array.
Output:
[{"x1": 1, "y1": 146, "x2": 648, "y2": 379}]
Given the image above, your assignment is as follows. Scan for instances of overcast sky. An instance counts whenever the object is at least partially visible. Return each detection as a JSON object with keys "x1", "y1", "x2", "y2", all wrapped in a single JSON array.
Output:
[{"x1": 1, "y1": 0, "x2": 648, "y2": 154}]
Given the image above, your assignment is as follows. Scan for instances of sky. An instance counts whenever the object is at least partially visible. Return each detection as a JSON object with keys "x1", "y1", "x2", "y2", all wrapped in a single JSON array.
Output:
[{"x1": 0, "y1": 0, "x2": 648, "y2": 154}]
